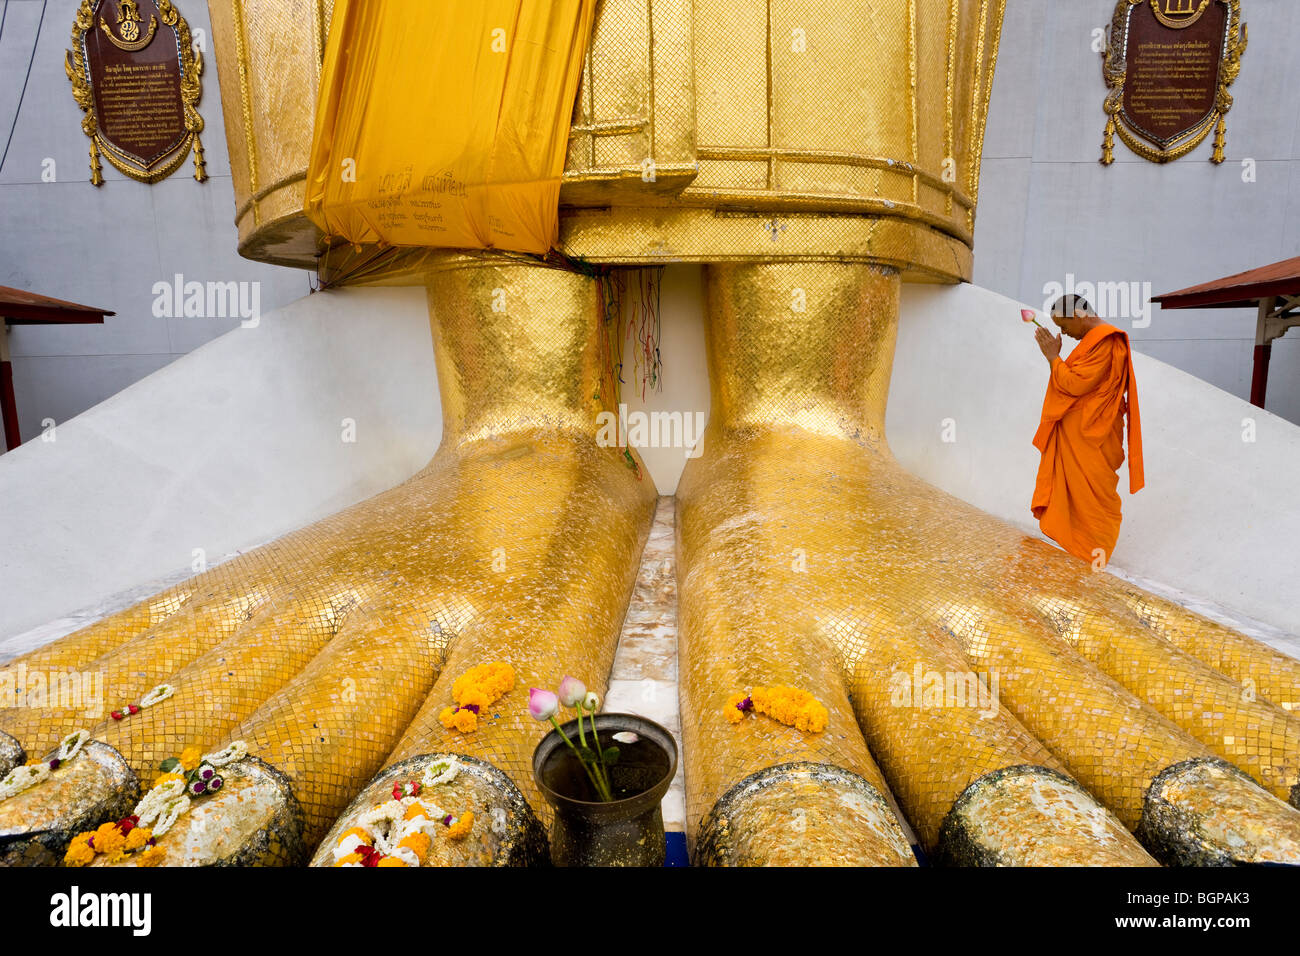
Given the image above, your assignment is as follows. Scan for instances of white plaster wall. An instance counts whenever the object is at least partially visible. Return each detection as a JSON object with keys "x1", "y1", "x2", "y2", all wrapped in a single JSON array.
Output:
[
  {"x1": 0, "y1": 286, "x2": 438, "y2": 639},
  {"x1": 889, "y1": 282, "x2": 1300, "y2": 634},
  {"x1": 3, "y1": 277, "x2": 1296, "y2": 641},
  {"x1": 0, "y1": 0, "x2": 310, "y2": 450}
]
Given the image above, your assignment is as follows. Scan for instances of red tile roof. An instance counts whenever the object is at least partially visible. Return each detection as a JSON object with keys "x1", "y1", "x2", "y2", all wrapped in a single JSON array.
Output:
[
  {"x1": 1153, "y1": 256, "x2": 1300, "y2": 310},
  {"x1": 0, "y1": 286, "x2": 113, "y2": 325}
]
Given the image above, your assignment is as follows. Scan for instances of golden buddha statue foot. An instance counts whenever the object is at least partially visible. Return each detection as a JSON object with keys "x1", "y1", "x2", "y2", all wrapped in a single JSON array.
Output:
[
  {"x1": 89, "y1": 757, "x2": 306, "y2": 868},
  {"x1": 0, "y1": 259, "x2": 656, "y2": 867},
  {"x1": 0, "y1": 741, "x2": 137, "y2": 866},
  {"x1": 310, "y1": 753, "x2": 547, "y2": 867},
  {"x1": 934, "y1": 766, "x2": 1151, "y2": 867},
  {"x1": 677, "y1": 260, "x2": 1300, "y2": 867},
  {"x1": 694, "y1": 763, "x2": 916, "y2": 867}
]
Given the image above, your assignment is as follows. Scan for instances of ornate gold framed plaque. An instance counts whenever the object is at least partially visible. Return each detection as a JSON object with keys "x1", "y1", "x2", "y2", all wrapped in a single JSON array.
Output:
[
  {"x1": 1101, "y1": 0, "x2": 1246, "y2": 165},
  {"x1": 65, "y1": 0, "x2": 207, "y2": 185}
]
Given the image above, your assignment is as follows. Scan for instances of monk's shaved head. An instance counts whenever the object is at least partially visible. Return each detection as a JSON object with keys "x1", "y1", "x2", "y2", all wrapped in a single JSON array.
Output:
[
  {"x1": 1050, "y1": 294, "x2": 1094, "y2": 319},
  {"x1": 1050, "y1": 295, "x2": 1100, "y2": 340}
]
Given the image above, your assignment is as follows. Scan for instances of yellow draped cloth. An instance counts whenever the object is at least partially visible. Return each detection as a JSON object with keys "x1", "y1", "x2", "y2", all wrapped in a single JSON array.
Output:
[{"x1": 304, "y1": 0, "x2": 597, "y2": 256}]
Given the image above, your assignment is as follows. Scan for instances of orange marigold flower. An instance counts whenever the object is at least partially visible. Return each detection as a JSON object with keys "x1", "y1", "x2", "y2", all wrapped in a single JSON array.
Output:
[
  {"x1": 179, "y1": 746, "x2": 203, "y2": 771},
  {"x1": 725, "y1": 692, "x2": 749, "y2": 723},
  {"x1": 746, "y1": 685, "x2": 828, "y2": 734},
  {"x1": 398, "y1": 832, "x2": 432, "y2": 859},
  {"x1": 339, "y1": 826, "x2": 374, "y2": 845},
  {"x1": 63, "y1": 835, "x2": 96, "y2": 867},
  {"x1": 94, "y1": 829, "x2": 126, "y2": 855},
  {"x1": 403, "y1": 802, "x2": 431, "y2": 823},
  {"x1": 137, "y1": 845, "x2": 165, "y2": 867},
  {"x1": 90, "y1": 821, "x2": 126, "y2": 855},
  {"x1": 439, "y1": 705, "x2": 478, "y2": 733},
  {"x1": 451, "y1": 662, "x2": 515, "y2": 710},
  {"x1": 152, "y1": 771, "x2": 185, "y2": 789},
  {"x1": 124, "y1": 827, "x2": 152, "y2": 851},
  {"x1": 446, "y1": 811, "x2": 474, "y2": 839},
  {"x1": 376, "y1": 856, "x2": 407, "y2": 867},
  {"x1": 334, "y1": 852, "x2": 364, "y2": 866}
]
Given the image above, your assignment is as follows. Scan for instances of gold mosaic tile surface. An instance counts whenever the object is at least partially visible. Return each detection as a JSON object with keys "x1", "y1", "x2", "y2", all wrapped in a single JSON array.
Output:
[
  {"x1": 1034, "y1": 595, "x2": 1300, "y2": 804},
  {"x1": 0, "y1": 261, "x2": 655, "y2": 863},
  {"x1": 1118, "y1": 588, "x2": 1300, "y2": 714},
  {"x1": 675, "y1": 260, "x2": 1300, "y2": 863}
]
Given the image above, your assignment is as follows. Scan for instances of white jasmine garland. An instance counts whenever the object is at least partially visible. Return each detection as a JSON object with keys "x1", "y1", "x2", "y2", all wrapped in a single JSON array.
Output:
[
  {"x1": 139, "y1": 684, "x2": 176, "y2": 708},
  {"x1": 333, "y1": 832, "x2": 368, "y2": 861},
  {"x1": 132, "y1": 739, "x2": 249, "y2": 838},
  {"x1": 336, "y1": 758, "x2": 467, "y2": 866},
  {"x1": 391, "y1": 846, "x2": 420, "y2": 867},
  {"x1": 134, "y1": 776, "x2": 189, "y2": 835},
  {"x1": 348, "y1": 797, "x2": 448, "y2": 863},
  {"x1": 0, "y1": 728, "x2": 92, "y2": 802},
  {"x1": 149, "y1": 795, "x2": 191, "y2": 837},
  {"x1": 357, "y1": 799, "x2": 406, "y2": 855},
  {"x1": 420, "y1": 756, "x2": 460, "y2": 788},
  {"x1": 0, "y1": 762, "x2": 50, "y2": 801},
  {"x1": 58, "y1": 729, "x2": 91, "y2": 760},
  {"x1": 203, "y1": 741, "x2": 248, "y2": 767}
]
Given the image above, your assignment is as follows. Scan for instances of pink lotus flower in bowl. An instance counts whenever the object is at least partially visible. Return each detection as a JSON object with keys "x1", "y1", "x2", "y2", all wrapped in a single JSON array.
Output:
[
  {"x1": 528, "y1": 688, "x2": 559, "y2": 721},
  {"x1": 558, "y1": 675, "x2": 587, "y2": 708}
]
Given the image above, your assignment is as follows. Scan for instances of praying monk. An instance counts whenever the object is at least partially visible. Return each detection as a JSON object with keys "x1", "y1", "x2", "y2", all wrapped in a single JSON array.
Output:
[{"x1": 1032, "y1": 295, "x2": 1144, "y2": 567}]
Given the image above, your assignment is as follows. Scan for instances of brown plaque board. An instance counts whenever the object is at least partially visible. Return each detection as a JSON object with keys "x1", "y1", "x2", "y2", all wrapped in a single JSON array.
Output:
[
  {"x1": 65, "y1": 0, "x2": 207, "y2": 185},
  {"x1": 1101, "y1": 0, "x2": 1247, "y2": 164}
]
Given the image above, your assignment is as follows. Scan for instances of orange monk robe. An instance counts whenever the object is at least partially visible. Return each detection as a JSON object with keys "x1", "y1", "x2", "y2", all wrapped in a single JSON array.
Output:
[{"x1": 1031, "y1": 323, "x2": 1144, "y2": 565}]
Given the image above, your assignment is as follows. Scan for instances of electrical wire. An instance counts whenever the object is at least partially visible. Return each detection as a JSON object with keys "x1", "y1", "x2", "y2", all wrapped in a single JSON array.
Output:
[{"x1": 0, "y1": 0, "x2": 47, "y2": 177}]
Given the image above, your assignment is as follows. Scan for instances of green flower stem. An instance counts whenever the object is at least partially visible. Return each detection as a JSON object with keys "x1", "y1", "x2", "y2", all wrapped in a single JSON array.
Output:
[
  {"x1": 585, "y1": 706, "x2": 614, "y2": 802},
  {"x1": 549, "y1": 714, "x2": 609, "y2": 801},
  {"x1": 583, "y1": 705, "x2": 612, "y2": 801},
  {"x1": 586, "y1": 701, "x2": 612, "y2": 798},
  {"x1": 588, "y1": 702, "x2": 604, "y2": 774}
]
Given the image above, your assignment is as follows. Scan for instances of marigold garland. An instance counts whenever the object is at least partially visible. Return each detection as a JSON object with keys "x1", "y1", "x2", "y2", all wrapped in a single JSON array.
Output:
[
  {"x1": 62, "y1": 815, "x2": 156, "y2": 867},
  {"x1": 333, "y1": 756, "x2": 474, "y2": 867},
  {"x1": 446, "y1": 811, "x2": 474, "y2": 839},
  {"x1": 398, "y1": 832, "x2": 431, "y2": 857},
  {"x1": 62, "y1": 740, "x2": 252, "y2": 866},
  {"x1": 137, "y1": 845, "x2": 165, "y2": 867},
  {"x1": 725, "y1": 685, "x2": 829, "y2": 733},
  {"x1": 438, "y1": 662, "x2": 515, "y2": 733}
]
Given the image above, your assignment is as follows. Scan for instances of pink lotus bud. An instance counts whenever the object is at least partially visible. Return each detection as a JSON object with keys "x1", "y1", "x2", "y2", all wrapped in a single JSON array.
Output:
[
  {"x1": 1021, "y1": 309, "x2": 1036, "y2": 323},
  {"x1": 558, "y1": 675, "x2": 587, "y2": 708},
  {"x1": 583, "y1": 691, "x2": 600, "y2": 712},
  {"x1": 528, "y1": 688, "x2": 559, "y2": 721}
]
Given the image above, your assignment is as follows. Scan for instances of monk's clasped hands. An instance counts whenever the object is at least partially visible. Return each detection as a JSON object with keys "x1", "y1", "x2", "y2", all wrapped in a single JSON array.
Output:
[{"x1": 1035, "y1": 325, "x2": 1062, "y2": 362}]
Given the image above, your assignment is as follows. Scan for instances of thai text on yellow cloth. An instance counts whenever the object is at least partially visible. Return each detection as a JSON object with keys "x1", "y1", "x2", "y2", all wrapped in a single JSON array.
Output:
[{"x1": 304, "y1": 0, "x2": 598, "y2": 255}]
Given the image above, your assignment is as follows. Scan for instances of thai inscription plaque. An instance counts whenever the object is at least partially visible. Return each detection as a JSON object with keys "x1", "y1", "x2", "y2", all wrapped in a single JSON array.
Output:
[
  {"x1": 1101, "y1": 0, "x2": 1247, "y2": 164},
  {"x1": 65, "y1": 0, "x2": 207, "y2": 185}
]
